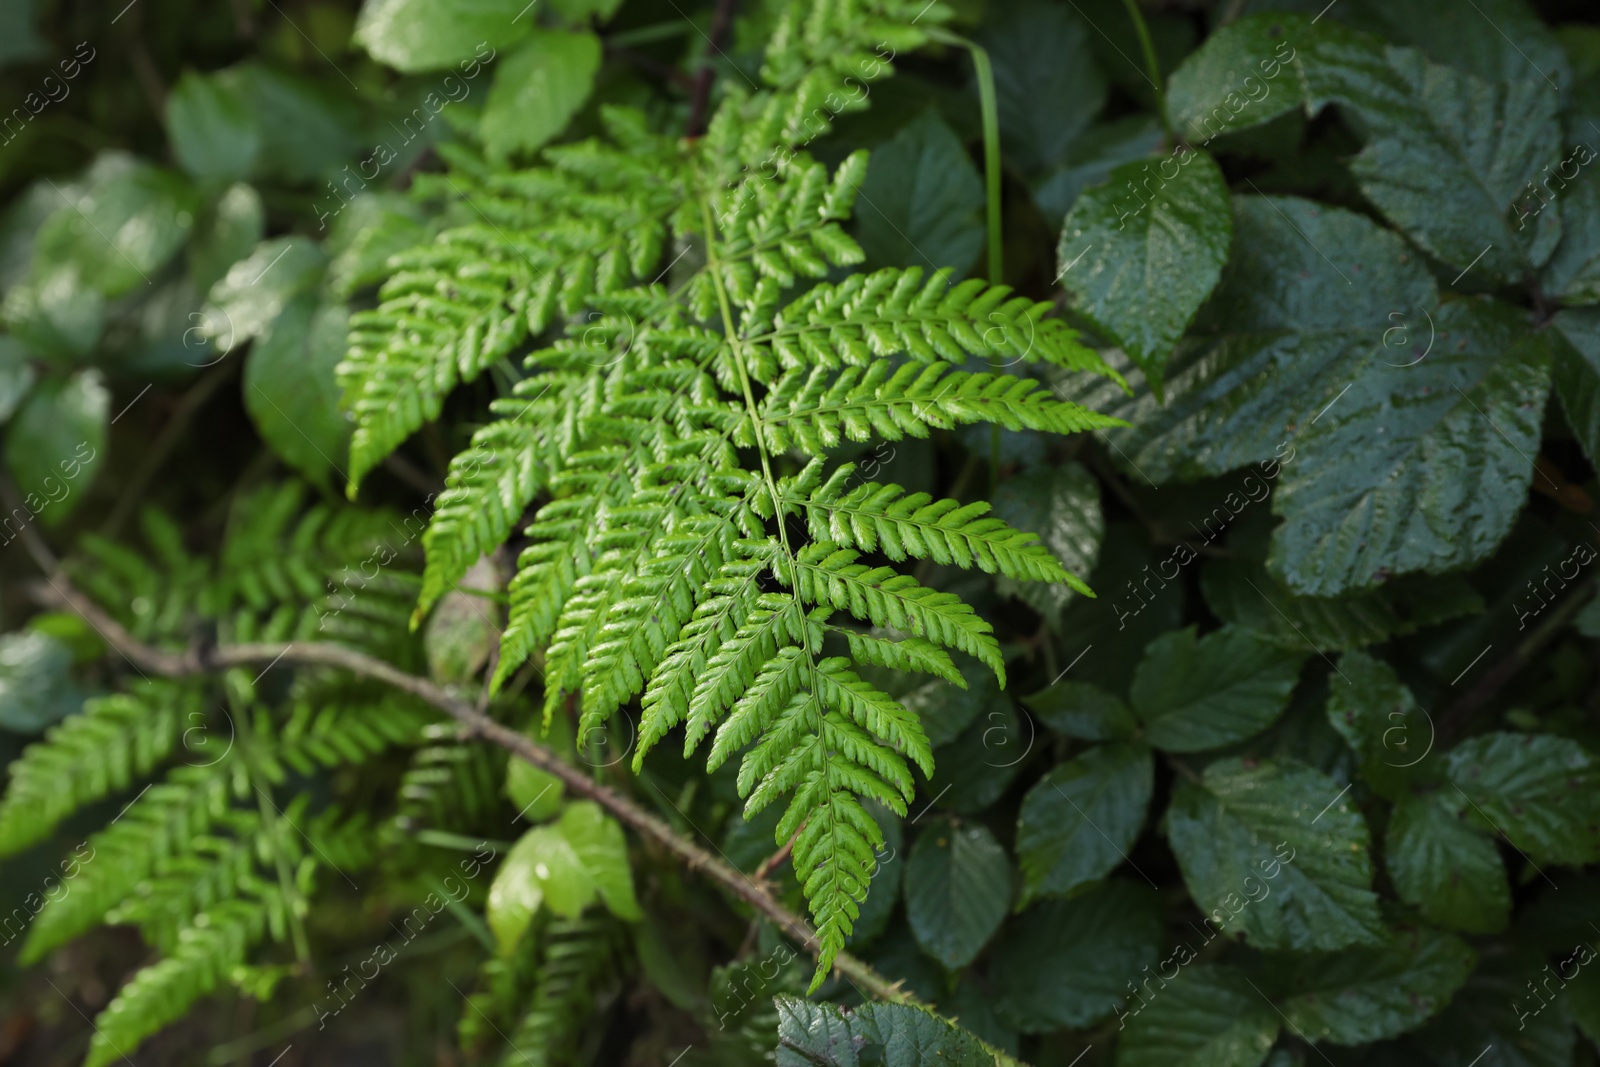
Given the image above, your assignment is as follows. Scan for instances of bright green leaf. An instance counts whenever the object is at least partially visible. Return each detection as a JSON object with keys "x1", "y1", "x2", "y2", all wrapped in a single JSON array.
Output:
[
  {"x1": 355, "y1": 0, "x2": 530, "y2": 73},
  {"x1": 166, "y1": 71, "x2": 261, "y2": 182},
  {"x1": 202, "y1": 237, "x2": 327, "y2": 352},
  {"x1": 243, "y1": 296, "x2": 351, "y2": 486},
  {"x1": 486, "y1": 823, "x2": 595, "y2": 954},
  {"x1": 480, "y1": 30, "x2": 601, "y2": 162},
  {"x1": 31, "y1": 154, "x2": 197, "y2": 298},
  {"x1": 557, "y1": 800, "x2": 641, "y2": 921}
]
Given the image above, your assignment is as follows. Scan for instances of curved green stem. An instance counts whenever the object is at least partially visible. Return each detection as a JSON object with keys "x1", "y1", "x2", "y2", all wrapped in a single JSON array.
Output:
[
  {"x1": 926, "y1": 27, "x2": 1005, "y2": 488},
  {"x1": 1118, "y1": 0, "x2": 1173, "y2": 140}
]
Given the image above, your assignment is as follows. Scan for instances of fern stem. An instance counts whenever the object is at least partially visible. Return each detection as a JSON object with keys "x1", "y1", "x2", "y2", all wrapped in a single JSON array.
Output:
[{"x1": 699, "y1": 195, "x2": 856, "y2": 993}]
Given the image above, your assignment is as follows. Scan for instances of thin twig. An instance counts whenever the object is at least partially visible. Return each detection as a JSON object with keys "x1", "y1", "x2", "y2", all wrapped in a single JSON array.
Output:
[
  {"x1": 752, "y1": 826, "x2": 801, "y2": 884},
  {"x1": 22, "y1": 537, "x2": 908, "y2": 1002}
]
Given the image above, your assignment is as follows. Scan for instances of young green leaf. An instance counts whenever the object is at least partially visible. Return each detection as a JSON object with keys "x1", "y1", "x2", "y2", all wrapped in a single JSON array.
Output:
[{"x1": 481, "y1": 30, "x2": 602, "y2": 162}]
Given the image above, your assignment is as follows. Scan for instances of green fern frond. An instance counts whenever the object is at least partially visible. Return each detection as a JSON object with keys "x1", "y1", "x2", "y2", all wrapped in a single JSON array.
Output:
[
  {"x1": 342, "y1": 0, "x2": 1119, "y2": 983},
  {"x1": 0, "y1": 681, "x2": 195, "y2": 856},
  {"x1": 84, "y1": 893, "x2": 285, "y2": 1067},
  {"x1": 23, "y1": 757, "x2": 237, "y2": 963},
  {"x1": 499, "y1": 914, "x2": 628, "y2": 1067},
  {"x1": 398, "y1": 724, "x2": 509, "y2": 835}
]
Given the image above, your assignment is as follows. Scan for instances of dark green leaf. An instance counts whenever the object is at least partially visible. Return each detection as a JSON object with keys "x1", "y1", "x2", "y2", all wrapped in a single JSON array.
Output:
[
  {"x1": 1269, "y1": 297, "x2": 1551, "y2": 595},
  {"x1": 1032, "y1": 116, "x2": 1165, "y2": 223},
  {"x1": 1554, "y1": 308, "x2": 1600, "y2": 469},
  {"x1": 1332, "y1": 0, "x2": 1569, "y2": 86},
  {"x1": 1057, "y1": 149, "x2": 1231, "y2": 389},
  {"x1": 923, "y1": 702, "x2": 1024, "y2": 814},
  {"x1": 1272, "y1": 926, "x2": 1475, "y2": 1044},
  {"x1": 1131, "y1": 626, "x2": 1304, "y2": 752},
  {"x1": 1537, "y1": 146, "x2": 1600, "y2": 305},
  {"x1": 1174, "y1": 14, "x2": 1559, "y2": 280},
  {"x1": 855, "y1": 111, "x2": 983, "y2": 278},
  {"x1": 355, "y1": 0, "x2": 531, "y2": 73},
  {"x1": 1166, "y1": 757, "x2": 1384, "y2": 951},
  {"x1": 904, "y1": 818, "x2": 1010, "y2": 969},
  {"x1": 1088, "y1": 196, "x2": 1436, "y2": 487},
  {"x1": 1116, "y1": 964, "x2": 1278, "y2": 1067},
  {"x1": 481, "y1": 30, "x2": 601, "y2": 162},
  {"x1": 227, "y1": 64, "x2": 363, "y2": 184},
  {"x1": 990, "y1": 463, "x2": 1102, "y2": 626},
  {"x1": 166, "y1": 71, "x2": 261, "y2": 182},
  {"x1": 5, "y1": 371, "x2": 106, "y2": 527},
  {"x1": 991, "y1": 879, "x2": 1164, "y2": 1033},
  {"x1": 1386, "y1": 791, "x2": 1510, "y2": 934},
  {"x1": 1015, "y1": 743, "x2": 1152, "y2": 905},
  {"x1": 1024, "y1": 680, "x2": 1137, "y2": 742},
  {"x1": 0, "y1": 0, "x2": 45, "y2": 72},
  {"x1": 1446, "y1": 732, "x2": 1600, "y2": 866},
  {"x1": 981, "y1": 0, "x2": 1107, "y2": 175},
  {"x1": 243, "y1": 295, "x2": 351, "y2": 486},
  {"x1": 1203, "y1": 554, "x2": 1484, "y2": 653},
  {"x1": 1325, "y1": 650, "x2": 1438, "y2": 802},
  {"x1": 774, "y1": 997, "x2": 995, "y2": 1067},
  {"x1": 900, "y1": 661, "x2": 997, "y2": 750},
  {"x1": 1414, "y1": 960, "x2": 1575, "y2": 1067},
  {"x1": 0, "y1": 335, "x2": 37, "y2": 422}
]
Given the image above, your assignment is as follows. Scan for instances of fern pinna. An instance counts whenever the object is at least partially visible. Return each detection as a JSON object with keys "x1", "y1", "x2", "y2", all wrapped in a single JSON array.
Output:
[{"x1": 338, "y1": 0, "x2": 1124, "y2": 984}]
